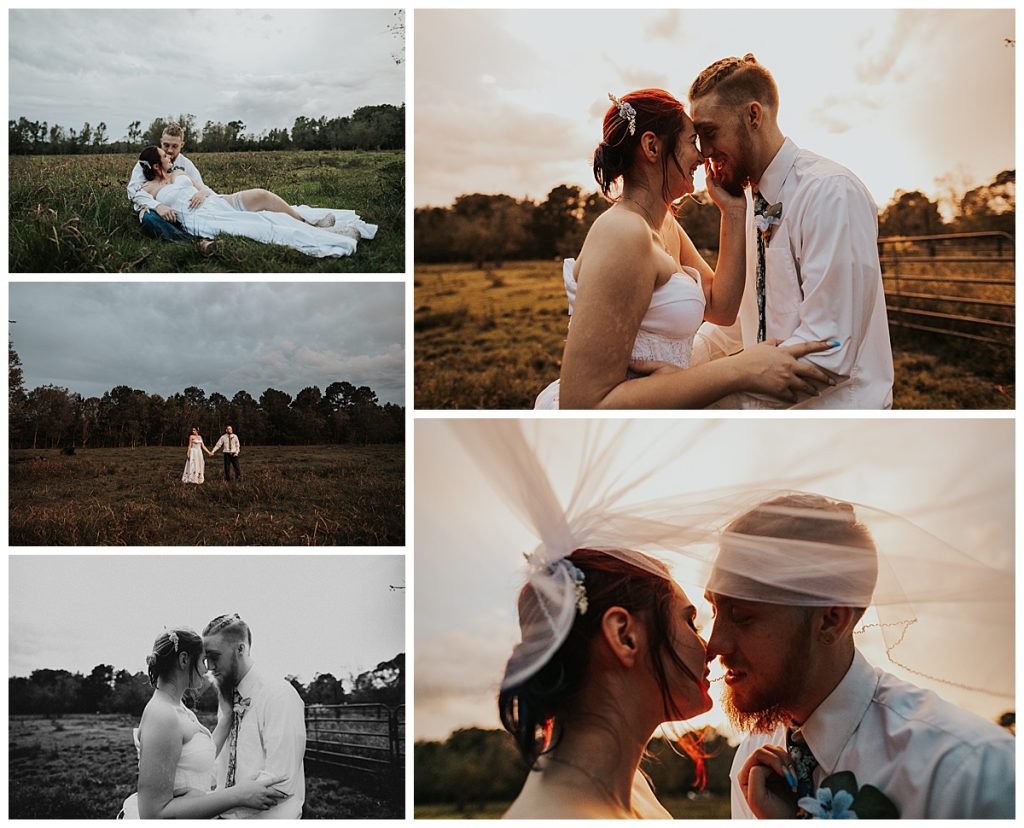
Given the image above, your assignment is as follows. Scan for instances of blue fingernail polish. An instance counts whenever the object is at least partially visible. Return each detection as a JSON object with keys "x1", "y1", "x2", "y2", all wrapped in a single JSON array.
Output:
[
  {"x1": 785, "y1": 769, "x2": 798, "y2": 790},
  {"x1": 828, "y1": 339, "x2": 841, "y2": 348}
]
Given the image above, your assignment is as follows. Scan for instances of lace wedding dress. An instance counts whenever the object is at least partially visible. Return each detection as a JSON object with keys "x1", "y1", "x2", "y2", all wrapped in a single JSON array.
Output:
[
  {"x1": 535, "y1": 258, "x2": 707, "y2": 408},
  {"x1": 181, "y1": 436, "x2": 205, "y2": 484},
  {"x1": 118, "y1": 709, "x2": 217, "y2": 819},
  {"x1": 155, "y1": 177, "x2": 376, "y2": 258}
]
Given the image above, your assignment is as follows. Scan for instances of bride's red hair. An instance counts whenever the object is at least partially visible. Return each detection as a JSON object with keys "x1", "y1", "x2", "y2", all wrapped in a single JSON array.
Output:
[
  {"x1": 498, "y1": 547, "x2": 708, "y2": 790},
  {"x1": 593, "y1": 88, "x2": 690, "y2": 202}
]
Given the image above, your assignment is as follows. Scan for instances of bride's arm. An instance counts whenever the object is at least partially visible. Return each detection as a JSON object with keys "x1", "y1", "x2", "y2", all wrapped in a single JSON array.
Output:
[
  {"x1": 676, "y1": 160, "x2": 747, "y2": 326},
  {"x1": 211, "y1": 689, "x2": 233, "y2": 755},
  {"x1": 560, "y1": 215, "x2": 752, "y2": 409}
]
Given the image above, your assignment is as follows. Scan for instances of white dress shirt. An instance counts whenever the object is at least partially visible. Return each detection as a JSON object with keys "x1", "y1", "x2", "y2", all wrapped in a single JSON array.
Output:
[
  {"x1": 694, "y1": 138, "x2": 894, "y2": 409},
  {"x1": 213, "y1": 433, "x2": 241, "y2": 455},
  {"x1": 729, "y1": 650, "x2": 1014, "y2": 819},
  {"x1": 126, "y1": 152, "x2": 208, "y2": 220},
  {"x1": 216, "y1": 664, "x2": 306, "y2": 819}
]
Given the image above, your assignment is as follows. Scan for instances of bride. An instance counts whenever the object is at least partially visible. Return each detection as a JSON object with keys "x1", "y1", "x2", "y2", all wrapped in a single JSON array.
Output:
[
  {"x1": 501, "y1": 549, "x2": 711, "y2": 818},
  {"x1": 535, "y1": 89, "x2": 834, "y2": 409},
  {"x1": 119, "y1": 627, "x2": 286, "y2": 819},
  {"x1": 182, "y1": 428, "x2": 211, "y2": 485},
  {"x1": 137, "y1": 146, "x2": 376, "y2": 258}
]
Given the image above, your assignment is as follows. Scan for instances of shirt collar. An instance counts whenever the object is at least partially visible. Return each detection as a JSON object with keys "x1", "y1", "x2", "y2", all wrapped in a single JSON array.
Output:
[
  {"x1": 796, "y1": 649, "x2": 878, "y2": 774},
  {"x1": 753, "y1": 136, "x2": 799, "y2": 206},
  {"x1": 236, "y1": 662, "x2": 262, "y2": 698}
]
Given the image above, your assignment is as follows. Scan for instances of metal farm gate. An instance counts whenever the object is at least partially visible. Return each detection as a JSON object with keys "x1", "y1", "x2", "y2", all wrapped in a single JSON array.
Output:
[
  {"x1": 879, "y1": 230, "x2": 1014, "y2": 347},
  {"x1": 304, "y1": 703, "x2": 404, "y2": 778}
]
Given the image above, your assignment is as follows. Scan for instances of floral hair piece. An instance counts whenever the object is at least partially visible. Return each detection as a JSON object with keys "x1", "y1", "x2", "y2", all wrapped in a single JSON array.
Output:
[
  {"x1": 608, "y1": 92, "x2": 637, "y2": 136},
  {"x1": 139, "y1": 159, "x2": 152, "y2": 170},
  {"x1": 167, "y1": 629, "x2": 180, "y2": 652}
]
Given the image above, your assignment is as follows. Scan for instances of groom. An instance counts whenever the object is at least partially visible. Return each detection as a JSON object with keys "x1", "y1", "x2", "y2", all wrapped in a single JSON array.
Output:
[
  {"x1": 126, "y1": 123, "x2": 208, "y2": 241},
  {"x1": 203, "y1": 613, "x2": 306, "y2": 819},
  {"x1": 211, "y1": 425, "x2": 242, "y2": 482},
  {"x1": 689, "y1": 55, "x2": 894, "y2": 408},
  {"x1": 704, "y1": 494, "x2": 1014, "y2": 818}
]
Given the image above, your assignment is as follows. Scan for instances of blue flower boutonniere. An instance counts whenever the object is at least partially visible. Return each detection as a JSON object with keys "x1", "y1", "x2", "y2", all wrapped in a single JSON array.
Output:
[
  {"x1": 798, "y1": 771, "x2": 899, "y2": 819},
  {"x1": 754, "y1": 201, "x2": 783, "y2": 234}
]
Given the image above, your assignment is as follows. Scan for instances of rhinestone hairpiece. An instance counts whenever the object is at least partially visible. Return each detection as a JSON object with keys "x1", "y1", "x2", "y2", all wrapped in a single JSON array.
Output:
[
  {"x1": 608, "y1": 93, "x2": 637, "y2": 136},
  {"x1": 139, "y1": 159, "x2": 152, "y2": 170},
  {"x1": 168, "y1": 630, "x2": 180, "y2": 652}
]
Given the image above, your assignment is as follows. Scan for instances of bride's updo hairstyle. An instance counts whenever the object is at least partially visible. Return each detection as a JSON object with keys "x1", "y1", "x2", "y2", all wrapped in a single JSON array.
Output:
[
  {"x1": 138, "y1": 146, "x2": 163, "y2": 182},
  {"x1": 146, "y1": 627, "x2": 205, "y2": 689},
  {"x1": 499, "y1": 548, "x2": 706, "y2": 779},
  {"x1": 593, "y1": 89, "x2": 689, "y2": 202}
]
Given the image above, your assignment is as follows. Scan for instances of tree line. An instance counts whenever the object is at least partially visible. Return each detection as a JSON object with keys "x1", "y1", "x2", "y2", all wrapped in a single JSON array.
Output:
[
  {"x1": 8, "y1": 105, "x2": 405, "y2": 155},
  {"x1": 10, "y1": 343, "x2": 403, "y2": 449},
  {"x1": 415, "y1": 170, "x2": 1015, "y2": 266},
  {"x1": 414, "y1": 727, "x2": 736, "y2": 810},
  {"x1": 10, "y1": 654, "x2": 404, "y2": 718}
]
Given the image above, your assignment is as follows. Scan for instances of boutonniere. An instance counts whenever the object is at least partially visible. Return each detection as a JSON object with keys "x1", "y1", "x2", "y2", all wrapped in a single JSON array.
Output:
[
  {"x1": 754, "y1": 201, "x2": 783, "y2": 234},
  {"x1": 798, "y1": 771, "x2": 899, "y2": 819},
  {"x1": 233, "y1": 696, "x2": 252, "y2": 717}
]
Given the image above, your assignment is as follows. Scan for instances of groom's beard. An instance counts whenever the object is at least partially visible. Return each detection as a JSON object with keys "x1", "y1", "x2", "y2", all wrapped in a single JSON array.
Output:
[
  {"x1": 214, "y1": 652, "x2": 242, "y2": 698},
  {"x1": 720, "y1": 620, "x2": 813, "y2": 734}
]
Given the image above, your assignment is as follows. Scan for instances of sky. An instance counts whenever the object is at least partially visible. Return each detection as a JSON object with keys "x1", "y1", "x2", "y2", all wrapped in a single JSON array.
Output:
[
  {"x1": 414, "y1": 419, "x2": 1014, "y2": 741},
  {"x1": 9, "y1": 554, "x2": 405, "y2": 685},
  {"x1": 9, "y1": 9, "x2": 405, "y2": 138},
  {"x1": 415, "y1": 9, "x2": 1015, "y2": 210},
  {"x1": 9, "y1": 282, "x2": 405, "y2": 405}
]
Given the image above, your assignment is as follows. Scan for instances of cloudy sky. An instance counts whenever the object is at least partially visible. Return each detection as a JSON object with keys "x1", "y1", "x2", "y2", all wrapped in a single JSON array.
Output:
[
  {"x1": 10, "y1": 555, "x2": 405, "y2": 684},
  {"x1": 415, "y1": 8, "x2": 1014, "y2": 209},
  {"x1": 415, "y1": 419, "x2": 1014, "y2": 740},
  {"x1": 9, "y1": 282, "x2": 405, "y2": 405},
  {"x1": 9, "y1": 9, "x2": 404, "y2": 138}
]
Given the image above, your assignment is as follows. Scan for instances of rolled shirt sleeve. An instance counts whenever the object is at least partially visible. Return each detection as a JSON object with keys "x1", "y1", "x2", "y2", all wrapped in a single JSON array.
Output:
[
  {"x1": 778, "y1": 174, "x2": 885, "y2": 383},
  {"x1": 127, "y1": 163, "x2": 160, "y2": 217}
]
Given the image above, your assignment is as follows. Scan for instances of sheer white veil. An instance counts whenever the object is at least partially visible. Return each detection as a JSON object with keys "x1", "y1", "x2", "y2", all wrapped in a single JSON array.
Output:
[{"x1": 448, "y1": 419, "x2": 1013, "y2": 701}]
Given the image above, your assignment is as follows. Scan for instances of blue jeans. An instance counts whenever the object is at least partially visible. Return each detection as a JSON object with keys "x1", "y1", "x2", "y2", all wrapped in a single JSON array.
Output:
[{"x1": 139, "y1": 209, "x2": 191, "y2": 242}]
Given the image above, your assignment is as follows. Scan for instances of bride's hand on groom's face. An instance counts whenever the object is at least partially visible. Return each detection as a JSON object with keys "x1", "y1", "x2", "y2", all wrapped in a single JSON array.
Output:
[{"x1": 703, "y1": 159, "x2": 746, "y2": 215}]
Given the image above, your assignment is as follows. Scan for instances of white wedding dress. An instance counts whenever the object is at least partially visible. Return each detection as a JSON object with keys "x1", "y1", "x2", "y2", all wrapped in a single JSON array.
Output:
[
  {"x1": 535, "y1": 258, "x2": 707, "y2": 408},
  {"x1": 118, "y1": 710, "x2": 217, "y2": 819},
  {"x1": 155, "y1": 177, "x2": 377, "y2": 258},
  {"x1": 182, "y1": 436, "x2": 205, "y2": 484}
]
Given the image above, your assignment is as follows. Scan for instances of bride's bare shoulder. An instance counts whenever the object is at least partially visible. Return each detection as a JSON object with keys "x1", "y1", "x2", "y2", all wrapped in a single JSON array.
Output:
[{"x1": 580, "y1": 207, "x2": 653, "y2": 266}]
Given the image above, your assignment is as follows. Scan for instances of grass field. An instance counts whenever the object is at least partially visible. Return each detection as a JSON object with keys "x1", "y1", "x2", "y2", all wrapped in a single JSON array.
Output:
[
  {"x1": 414, "y1": 259, "x2": 1014, "y2": 409},
  {"x1": 414, "y1": 795, "x2": 730, "y2": 819},
  {"x1": 9, "y1": 714, "x2": 401, "y2": 819},
  {"x1": 9, "y1": 444, "x2": 404, "y2": 546},
  {"x1": 9, "y1": 150, "x2": 404, "y2": 273}
]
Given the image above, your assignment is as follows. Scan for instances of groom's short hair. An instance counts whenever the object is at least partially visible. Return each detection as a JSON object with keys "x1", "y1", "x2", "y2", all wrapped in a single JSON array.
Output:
[
  {"x1": 162, "y1": 123, "x2": 184, "y2": 139},
  {"x1": 204, "y1": 613, "x2": 252, "y2": 646},
  {"x1": 689, "y1": 53, "x2": 779, "y2": 110}
]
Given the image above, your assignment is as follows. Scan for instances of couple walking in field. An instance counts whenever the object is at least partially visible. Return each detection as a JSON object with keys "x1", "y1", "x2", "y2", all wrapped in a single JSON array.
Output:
[
  {"x1": 536, "y1": 54, "x2": 894, "y2": 410},
  {"x1": 119, "y1": 614, "x2": 305, "y2": 819},
  {"x1": 126, "y1": 123, "x2": 377, "y2": 257},
  {"x1": 182, "y1": 426, "x2": 241, "y2": 485}
]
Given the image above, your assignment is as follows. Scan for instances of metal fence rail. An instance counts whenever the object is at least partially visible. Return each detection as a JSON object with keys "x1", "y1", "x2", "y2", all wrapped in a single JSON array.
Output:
[
  {"x1": 305, "y1": 703, "x2": 405, "y2": 777},
  {"x1": 879, "y1": 231, "x2": 1014, "y2": 347}
]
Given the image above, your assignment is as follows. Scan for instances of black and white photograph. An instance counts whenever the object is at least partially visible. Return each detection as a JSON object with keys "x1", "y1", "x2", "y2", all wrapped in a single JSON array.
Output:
[
  {"x1": 9, "y1": 555, "x2": 405, "y2": 819},
  {"x1": 9, "y1": 9, "x2": 405, "y2": 273},
  {"x1": 9, "y1": 282, "x2": 405, "y2": 546}
]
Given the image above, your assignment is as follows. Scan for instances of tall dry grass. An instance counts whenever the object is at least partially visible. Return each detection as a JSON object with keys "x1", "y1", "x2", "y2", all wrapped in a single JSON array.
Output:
[{"x1": 9, "y1": 445, "x2": 404, "y2": 545}]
